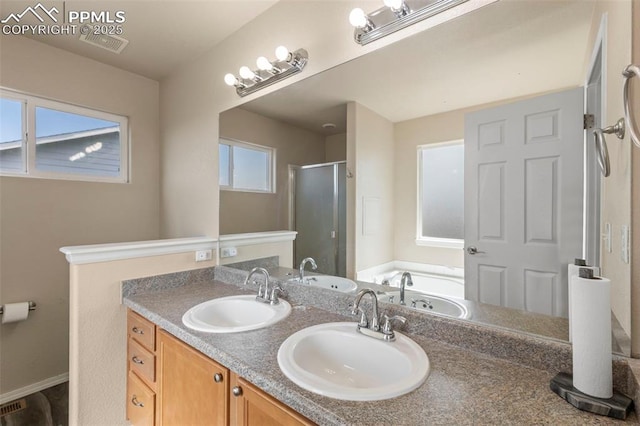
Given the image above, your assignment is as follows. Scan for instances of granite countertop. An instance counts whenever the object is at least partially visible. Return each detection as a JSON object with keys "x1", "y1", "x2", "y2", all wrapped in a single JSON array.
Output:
[{"x1": 123, "y1": 269, "x2": 638, "y2": 425}]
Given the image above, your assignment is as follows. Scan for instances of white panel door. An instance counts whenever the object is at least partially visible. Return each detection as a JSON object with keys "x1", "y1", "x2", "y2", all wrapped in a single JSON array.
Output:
[{"x1": 464, "y1": 88, "x2": 584, "y2": 317}]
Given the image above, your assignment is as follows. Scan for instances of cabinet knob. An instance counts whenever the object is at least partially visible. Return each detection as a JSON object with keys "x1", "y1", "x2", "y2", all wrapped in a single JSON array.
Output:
[
  {"x1": 131, "y1": 396, "x2": 144, "y2": 408},
  {"x1": 214, "y1": 373, "x2": 223, "y2": 383},
  {"x1": 131, "y1": 327, "x2": 144, "y2": 335},
  {"x1": 232, "y1": 386, "x2": 243, "y2": 397},
  {"x1": 131, "y1": 356, "x2": 144, "y2": 365}
]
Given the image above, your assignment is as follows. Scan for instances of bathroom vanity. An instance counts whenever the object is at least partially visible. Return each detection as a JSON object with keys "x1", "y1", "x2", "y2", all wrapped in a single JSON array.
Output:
[
  {"x1": 127, "y1": 310, "x2": 313, "y2": 425},
  {"x1": 123, "y1": 267, "x2": 639, "y2": 425}
]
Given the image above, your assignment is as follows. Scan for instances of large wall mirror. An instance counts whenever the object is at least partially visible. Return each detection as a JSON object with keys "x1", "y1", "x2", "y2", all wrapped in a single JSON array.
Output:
[{"x1": 219, "y1": 0, "x2": 633, "y2": 355}]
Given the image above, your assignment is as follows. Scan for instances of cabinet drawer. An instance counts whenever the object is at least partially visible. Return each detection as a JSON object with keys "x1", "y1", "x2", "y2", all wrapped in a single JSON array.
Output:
[
  {"x1": 128, "y1": 338, "x2": 156, "y2": 385},
  {"x1": 127, "y1": 370, "x2": 155, "y2": 426},
  {"x1": 128, "y1": 310, "x2": 155, "y2": 352}
]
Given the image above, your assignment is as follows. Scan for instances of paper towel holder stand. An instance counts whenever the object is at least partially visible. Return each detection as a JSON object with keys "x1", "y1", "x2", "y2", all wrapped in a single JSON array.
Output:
[
  {"x1": 550, "y1": 372, "x2": 633, "y2": 419},
  {"x1": 0, "y1": 301, "x2": 37, "y2": 316}
]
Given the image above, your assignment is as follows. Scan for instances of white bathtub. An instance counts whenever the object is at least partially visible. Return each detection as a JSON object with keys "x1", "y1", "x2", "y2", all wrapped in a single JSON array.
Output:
[{"x1": 357, "y1": 262, "x2": 464, "y2": 299}]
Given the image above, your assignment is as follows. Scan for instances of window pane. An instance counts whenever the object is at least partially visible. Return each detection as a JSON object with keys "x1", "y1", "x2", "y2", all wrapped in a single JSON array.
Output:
[
  {"x1": 421, "y1": 144, "x2": 464, "y2": 239},
  {"x1": 0, "y1": 98, "x2": 24, "y2": 172},
  {"x1": 219, "y1": 144, "x2": 230, "y2": 187},
  {"x1": 233, "y1": 145, "x2": 269, "y2": 191},
  {"x1": 35, "y1": 106, "x2": 121, "y2": 177}
]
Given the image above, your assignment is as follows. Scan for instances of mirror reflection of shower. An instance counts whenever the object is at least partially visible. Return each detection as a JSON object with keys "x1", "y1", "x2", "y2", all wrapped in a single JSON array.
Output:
[{"x1": 290, "y1": 162, "x2": 347, "y2": 277}]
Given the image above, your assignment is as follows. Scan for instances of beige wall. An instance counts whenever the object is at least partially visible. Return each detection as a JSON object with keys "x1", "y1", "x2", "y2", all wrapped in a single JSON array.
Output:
[
  {"x1": 219, "y1": 241, "x2": 294, "y2": 268},
  {"x1": 583, "y1": 0, "x2": 633, "y2": 337},
  {"x1": 325, "y1": 132, "x2": 347, "y2": 162},
  {"x1": 68, "y1": 252, "x2": 213, "y2": 425},
  {"x1": 0, "y1": 36, "x2": 160, "y2": 396},
  {"x1": 394, "y1": 109, "x2": 466, "y2": 268},
  {"x1": 219, "y1": 108, "x2": 326, "y2": 234},
  {"x1": 349, "y1": 102, "x2": 395, "y2": 273}
]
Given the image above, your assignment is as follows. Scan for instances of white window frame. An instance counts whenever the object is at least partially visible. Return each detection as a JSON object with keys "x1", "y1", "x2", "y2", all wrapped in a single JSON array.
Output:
[
  {"x1": 0, "y1": 88, "x2": 129, "y2": 183},
  {"x1": 219, "y1": 137, "x2": 276, "y2": 193},
  {"x1": 416, "y1": 139, "x2": 464, "y2": 249}
]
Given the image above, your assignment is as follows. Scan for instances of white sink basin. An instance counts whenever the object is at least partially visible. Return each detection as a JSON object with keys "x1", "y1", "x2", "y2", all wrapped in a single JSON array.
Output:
[
  {"x1": 303, "y1": 275, "x2": 358, "y2": 293},
  {"x1": 277, "y1": 322, "x2": 429, "y2": 401},
  {"x1": 381, "y1": 291, "x2": 469, "y2": 319},
  {"x1": 182, "y1": 295, "x2": 291, "y2": 333}
]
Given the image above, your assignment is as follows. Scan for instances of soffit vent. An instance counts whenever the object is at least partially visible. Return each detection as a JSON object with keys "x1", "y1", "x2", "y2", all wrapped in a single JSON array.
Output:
[
  {"x1": 0, "y1": 399, "x2": 27, "y2": 417},
  {"x1": 79, "y1": 26, "x2": 129, "y2": 54}
]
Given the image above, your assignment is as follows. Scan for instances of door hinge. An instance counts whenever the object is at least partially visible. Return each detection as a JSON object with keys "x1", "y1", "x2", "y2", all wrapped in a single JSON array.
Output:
[{"x1": 584, "y1": 114, "x2": 595, "y2": 130}]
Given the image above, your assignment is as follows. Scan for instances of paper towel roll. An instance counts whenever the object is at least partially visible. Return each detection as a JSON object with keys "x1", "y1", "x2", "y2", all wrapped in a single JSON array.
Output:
[
  {"x1": 1, "y1": 302, "x2": 30, "y2": 324},
  {"x1": 567, "y1": 261, "x2": 600, "y2": 342},
  {"x1": 570, "y1": 270, "x2": 612, "y2": 398}
]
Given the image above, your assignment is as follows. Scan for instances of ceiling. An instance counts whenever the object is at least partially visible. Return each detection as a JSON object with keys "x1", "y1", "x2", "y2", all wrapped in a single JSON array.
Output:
[
  {"x1": 1, "y1": 0, "x2": 596, "y2": 125},
  {"x1": 0, "y1": 0, "x2": 279, "y2": 80},
  {"x1": 238, "y1": 0, "x2": 595, "y2": 135}
]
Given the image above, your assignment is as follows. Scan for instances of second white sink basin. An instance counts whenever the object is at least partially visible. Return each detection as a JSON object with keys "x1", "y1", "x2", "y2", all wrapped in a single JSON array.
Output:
[
  {"x1": 306, "y1": 275, "x2": 357, "y2": 293},
  {"x1": 277, "y1": 322, "x2": 430, "y2": 401},
  {"x1": 182, "y1": 295, "x2": 291, "y2": 333}
]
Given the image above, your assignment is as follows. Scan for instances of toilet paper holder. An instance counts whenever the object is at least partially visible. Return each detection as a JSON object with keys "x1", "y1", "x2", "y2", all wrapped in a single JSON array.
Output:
[{"x1": 0, "y1": 301, "x2": 37, "y2": 315}]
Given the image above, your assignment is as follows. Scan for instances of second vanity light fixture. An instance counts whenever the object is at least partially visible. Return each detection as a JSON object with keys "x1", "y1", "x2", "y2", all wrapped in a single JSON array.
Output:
[
  {"x1": 349, "y1": 0, "x2": 469, "y2": 45},
  {"x1": 224, "y1": 46, "x2": 308, "y2": 97}
]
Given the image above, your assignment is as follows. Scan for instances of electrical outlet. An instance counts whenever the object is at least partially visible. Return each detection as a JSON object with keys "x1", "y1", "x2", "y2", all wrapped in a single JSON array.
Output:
[
  {"x1": 220, "y1": 247, "x2": 238, "y2": 258},
  {"x1": 195, "y1": 249, "x2": 213, "y2": 262},
  {"x1": 602, "y1": 222, "x2": 612, "y2": 253},
  {"x1": 621, "y1": 225, "x2": 630, "y2": 264}
]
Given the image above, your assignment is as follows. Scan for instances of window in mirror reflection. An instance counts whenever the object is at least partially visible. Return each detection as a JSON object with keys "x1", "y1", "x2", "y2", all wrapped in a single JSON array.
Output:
[
  {"x1": 417, "y1": 140, "x2": 464, "y2": 248},
  {"x1": 219, "y1": 138, "x2": 275, "y2": 193}
]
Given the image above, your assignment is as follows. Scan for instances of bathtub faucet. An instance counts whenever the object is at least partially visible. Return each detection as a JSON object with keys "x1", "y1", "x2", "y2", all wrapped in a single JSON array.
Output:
[{"x1": 399, "y1": 272, "x2": 413, "y2": 305}]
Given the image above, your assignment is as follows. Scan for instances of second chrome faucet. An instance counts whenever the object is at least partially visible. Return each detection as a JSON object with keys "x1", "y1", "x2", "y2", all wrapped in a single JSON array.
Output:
[
  {"x1": 244, "y1": 267, "x2": 284, "y2": 305},
  {"x1": 351, "y1": 289, "x2": 406, "y2": 342}
]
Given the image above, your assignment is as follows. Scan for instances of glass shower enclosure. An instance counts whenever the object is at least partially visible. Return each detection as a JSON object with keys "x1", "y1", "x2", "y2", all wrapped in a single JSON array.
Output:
[{"x1": 293, "y1": 161, "x2": 347, "y2": 277}]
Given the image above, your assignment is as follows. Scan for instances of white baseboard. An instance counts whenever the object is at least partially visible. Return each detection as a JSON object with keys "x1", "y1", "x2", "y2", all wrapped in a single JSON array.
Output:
[{"x1": 0, "y1": 373, "x2": 69, "y2": 405}]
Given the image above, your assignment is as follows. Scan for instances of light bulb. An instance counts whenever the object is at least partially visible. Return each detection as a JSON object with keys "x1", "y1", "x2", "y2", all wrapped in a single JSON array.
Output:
[
  {"x1": 256, "y1": 56, "x2": 273, "y2": 71},
  {"x1": 275, "y1": 46, "x2": 290, "y2": 62},
  {"x1": 224, "y1": 73, "x2": 237, "y2": 86},
  {"x1": 239, "y1": 66, "x2": 255, "y2": 80},
  {"x1": 383, "y1": 0, "x2": 403, "y2": 10},
  {"x1": 349, "y1": 8, "x2": 367, "y2": 28}
]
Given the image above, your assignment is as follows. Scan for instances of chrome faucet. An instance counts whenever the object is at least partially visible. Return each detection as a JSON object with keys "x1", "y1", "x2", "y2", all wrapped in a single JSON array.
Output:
[
  {"x1": 350, "y1": 289, "x2": 406, "y2": 342},
  {"x1": 399, "y1": 272, "x2": 413, "y2": 305},
  {"x1": 244, "y1": 267, "x2": 282, "y2": 305},
  {"x1": 351, "y1": 289, "x2": 381, "y2": 331},
  {"x1": 298, "y1": 257, "x2": 317, "y2": 283},
  {"x1": 411, "y1": 298, "x2": 433, "y2": 310}
]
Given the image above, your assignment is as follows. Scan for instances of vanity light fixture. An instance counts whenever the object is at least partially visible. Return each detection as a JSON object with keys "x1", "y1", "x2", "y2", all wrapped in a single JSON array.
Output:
[
  {"x1": 224, "y1": 46, "x2": 309, "y2": 97},
  {"x1": 349, "y1": 0, "x2": 469, "y2": 45}
]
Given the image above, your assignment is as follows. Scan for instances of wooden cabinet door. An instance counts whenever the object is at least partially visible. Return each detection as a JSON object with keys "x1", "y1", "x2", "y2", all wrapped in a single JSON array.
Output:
[
  {"x1": 157, "y1": 330, "x2": 229, "y2": 426},
  {"x1": 229, "y1": 372, "x2": 315, "y2": 426}
]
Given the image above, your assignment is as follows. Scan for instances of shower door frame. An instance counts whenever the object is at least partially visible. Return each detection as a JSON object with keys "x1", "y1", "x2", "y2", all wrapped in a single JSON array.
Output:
[{"x1": 288, "y1": 161, "x2": 346, "y2": 274}]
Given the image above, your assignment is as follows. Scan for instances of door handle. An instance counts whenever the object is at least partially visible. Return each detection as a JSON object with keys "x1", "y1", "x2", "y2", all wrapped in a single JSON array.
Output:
[{"x1": 466, "y1": 246, "x2": 485, "y2": 255}]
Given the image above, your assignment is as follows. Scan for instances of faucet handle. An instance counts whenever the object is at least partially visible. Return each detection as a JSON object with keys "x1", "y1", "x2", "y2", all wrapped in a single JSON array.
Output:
[
  {"x1": 269, "y1": 285, "x2": 285, "y2": 304},
  {"x1": 382, "y1": 314, "x2": 407, "y2": 335},
  {"x1": 349, "y1": 303, "x2": 368, "y2": 328}
]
